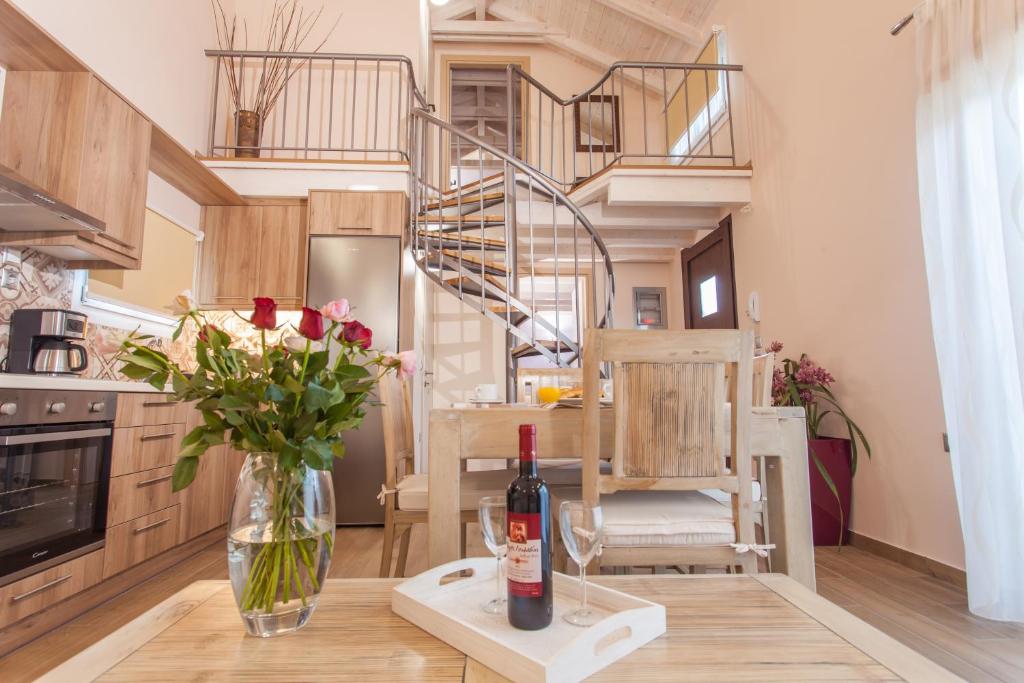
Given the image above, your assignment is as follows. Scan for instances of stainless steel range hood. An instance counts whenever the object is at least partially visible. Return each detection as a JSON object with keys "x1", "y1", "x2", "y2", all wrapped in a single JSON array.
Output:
[{"x1": 0, "y1": 163, "x2": 105, "y2": 234}]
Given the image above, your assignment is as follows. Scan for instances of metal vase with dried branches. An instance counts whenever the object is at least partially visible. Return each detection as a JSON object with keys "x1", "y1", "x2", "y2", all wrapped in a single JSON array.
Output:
[{"x1": 211, "y1": 0, "x2": 339, "y2": 158}]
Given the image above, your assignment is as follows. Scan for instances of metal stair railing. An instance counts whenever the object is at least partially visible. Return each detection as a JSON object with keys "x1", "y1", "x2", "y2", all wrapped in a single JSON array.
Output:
[{"x1": 410, "y1": 107, "x2": 615, "y2": 399}]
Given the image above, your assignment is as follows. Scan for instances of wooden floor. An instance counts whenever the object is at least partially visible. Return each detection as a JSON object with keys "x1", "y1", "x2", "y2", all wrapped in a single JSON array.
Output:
[{"x1": 2, "y1": 526, "x2": 1022, "y2": 682}]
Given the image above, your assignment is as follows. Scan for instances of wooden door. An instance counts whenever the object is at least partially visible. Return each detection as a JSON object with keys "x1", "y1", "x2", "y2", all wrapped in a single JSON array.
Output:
[
  {"x1": 681, "y1": 216, "x2": 738, "y2": 329},
  {"x1": 256, "y1": 205, "x2": 307, "y2": 305},
  {"x1": 197, "y1": 206, "x2": 262, "y2": 308}
]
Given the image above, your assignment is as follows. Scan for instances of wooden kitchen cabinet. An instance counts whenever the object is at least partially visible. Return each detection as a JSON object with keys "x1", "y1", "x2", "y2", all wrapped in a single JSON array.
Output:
[
  {"x1": 0, "y1": 71, "x2": 151, "y2": 269},
  {"x1": 308, "y1": 190, "x2": 405, "y2": 236},
  {"x1": 0, "y1": 550, "x2": 105, "y2": 630},
  {"x1": 197, "y1": 204, "x2": 307, "y2": 309},
  {"x1": 177, "y1": 445, "x2": 231, "y2": 543}
]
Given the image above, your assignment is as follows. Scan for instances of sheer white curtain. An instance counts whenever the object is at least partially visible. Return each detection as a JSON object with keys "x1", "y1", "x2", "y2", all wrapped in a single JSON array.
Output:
[{"x1": 915, "y1": 0, "x2": 1024, "y2": 622}]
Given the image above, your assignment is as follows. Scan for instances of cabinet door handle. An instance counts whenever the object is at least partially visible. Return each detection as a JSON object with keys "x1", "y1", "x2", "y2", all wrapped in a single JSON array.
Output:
[
  {"x1": 136, "y1": 474, "x2": 173, "y2": 487},
  {"x1": 133, "y1": 518, "x2": 171, "y2": 534},
  {"x1": 11, "y1": 574, "x2": 72, "y2": 603},
  {"x1": 142, "y1": 400, "x2": 178, "y2": 408},
  {"x1": 336, "y1": 225, "x2": 373, "y2": 231},
  {"x1": 140, "y1": 432, "x2": 176, "y2": 441}
]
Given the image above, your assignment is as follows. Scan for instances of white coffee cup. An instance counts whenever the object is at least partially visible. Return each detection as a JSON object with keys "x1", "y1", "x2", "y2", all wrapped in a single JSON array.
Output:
[{"x1": 474, "y1": 384, "x2": 499, "y2": 401}]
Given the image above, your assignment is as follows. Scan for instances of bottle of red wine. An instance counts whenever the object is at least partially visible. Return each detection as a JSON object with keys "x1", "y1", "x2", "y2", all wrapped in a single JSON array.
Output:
[{"x1": 506, "y1": 423, "x2": 552, "y2": 630}]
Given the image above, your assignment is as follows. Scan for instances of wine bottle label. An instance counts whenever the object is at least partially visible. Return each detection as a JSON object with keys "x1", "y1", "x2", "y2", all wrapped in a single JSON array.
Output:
[{"x1": 507, "y1": 512, "x2": 542, "y2": 596}]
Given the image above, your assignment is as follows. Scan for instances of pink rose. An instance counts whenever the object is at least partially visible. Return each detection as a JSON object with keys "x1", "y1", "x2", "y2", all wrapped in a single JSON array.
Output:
[
  {"x1": 384, "y1": 350, "x2": 417, "y2": 380},
  {"x1": 320, "y1": 299, "x2": 352, "y2": 323}
]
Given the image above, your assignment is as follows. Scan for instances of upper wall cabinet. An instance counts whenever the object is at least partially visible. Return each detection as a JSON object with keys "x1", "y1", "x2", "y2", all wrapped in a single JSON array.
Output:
[
  {"x1": 308, "y1": 190, "x2": 406, "y2": 236},
  {"x1": 0, "y1": 72, "x2": 152, "y2": 269},
  {"x1": 197, "y1": 203, "x2": 307, "y2": 310}
]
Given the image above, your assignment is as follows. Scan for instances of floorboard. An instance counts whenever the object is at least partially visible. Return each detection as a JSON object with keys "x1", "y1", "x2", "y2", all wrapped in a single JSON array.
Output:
[{"x1": 1, "y1": 529, "x2": 1021, "y2": 682}]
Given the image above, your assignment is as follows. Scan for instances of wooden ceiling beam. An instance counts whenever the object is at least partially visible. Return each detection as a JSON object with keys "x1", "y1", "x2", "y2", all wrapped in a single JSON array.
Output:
[
  {"x1": 432, "y1": 19, "x2": 559, "y2": 42},
  {"x1": 475, "y1": 0, "x2": 488, "y2": 20},
  {"x1": 589, "y1": 0, "x2": 705, "y2": 46},
  {"x1": 431, "y1": 0, "x2": 477, "y2": 21}
]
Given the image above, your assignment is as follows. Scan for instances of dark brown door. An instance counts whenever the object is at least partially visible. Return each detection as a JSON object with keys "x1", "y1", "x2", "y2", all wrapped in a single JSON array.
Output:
[{"x1": 681, "y1": 216, "x2": 738, "y2": 329}]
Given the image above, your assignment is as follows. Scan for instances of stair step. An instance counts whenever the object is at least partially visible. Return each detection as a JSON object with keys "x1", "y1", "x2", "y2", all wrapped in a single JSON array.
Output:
[
  {"x1": 441, "y1": 172, "x2": 505, "y2": 198},
  {"x1": 418, "y1": 215, "x2": 505, "y2": 231},
  {"x1": 421, "y1": 191, "x2": 504, "y2": 213},
  {"x1": 425, "y1": 249, "x2": 509, "y2": 277},
  {"x1": 441, "y1": 275, "x2": 509, "y2": 301},
  {"x1": 511, "y1": 340, "x2": 578, "y2": 360},
  {"x1": 488, "y1": 304, "x2": 529, "y2": 326},
  {"x1": 416, "y1": 230, "x2": 506, "y2": 251}
]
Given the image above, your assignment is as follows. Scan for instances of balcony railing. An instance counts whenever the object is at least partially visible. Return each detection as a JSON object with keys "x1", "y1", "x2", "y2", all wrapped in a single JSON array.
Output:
[
  {"x1": 205, "y1": 50, "x2": 427, "y2": 161},
  {"x1": 505, "y1": 61, "x2": 743, "y2": 190}
]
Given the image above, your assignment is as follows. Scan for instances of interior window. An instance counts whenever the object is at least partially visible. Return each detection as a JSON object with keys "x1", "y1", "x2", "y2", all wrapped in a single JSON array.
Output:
[{"x1": 85, "y1": 209, "x2": 198, "y2": 320}]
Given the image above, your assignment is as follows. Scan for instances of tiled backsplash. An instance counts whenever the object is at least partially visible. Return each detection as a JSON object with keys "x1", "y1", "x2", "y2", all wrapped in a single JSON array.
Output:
[{"x1": 0, "y1": 248, "x2": 291, "y2": 381}]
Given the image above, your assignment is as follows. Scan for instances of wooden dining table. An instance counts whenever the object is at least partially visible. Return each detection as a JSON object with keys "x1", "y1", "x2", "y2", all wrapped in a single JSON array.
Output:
[
  {"x1": 38, "y1": 575, "x2": 959, "y2": 681},
  {"x1": 428, "y1": 405, "x2": 817, "y2": 590}
]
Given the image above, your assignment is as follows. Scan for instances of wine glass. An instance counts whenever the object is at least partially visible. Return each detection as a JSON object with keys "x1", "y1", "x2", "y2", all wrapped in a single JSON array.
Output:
[
  {"x1": 478, "y1": 496, "x2": 507, "y2": 614},
  {"x1": 559, "y1": 500, "x2": 603, "y2": 626}
]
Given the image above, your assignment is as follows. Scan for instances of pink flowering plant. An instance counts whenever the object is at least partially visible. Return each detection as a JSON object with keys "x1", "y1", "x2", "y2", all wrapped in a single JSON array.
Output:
[
  {"x1": 769, "y1": 341, "x2": 871, "y2": 473},
  {"x1": 769, "y1": 342, "x2": 871, "y2": 544}
]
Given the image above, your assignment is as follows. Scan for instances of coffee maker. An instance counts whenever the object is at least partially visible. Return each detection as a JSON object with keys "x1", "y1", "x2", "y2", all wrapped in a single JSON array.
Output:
[{"x1": 7, "y1": 309, "x2": 89, "y2": 375}]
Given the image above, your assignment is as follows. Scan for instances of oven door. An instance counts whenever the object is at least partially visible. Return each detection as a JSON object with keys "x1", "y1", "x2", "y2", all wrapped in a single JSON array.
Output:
[{"x1": 0, "y1": 422, "x2": 112, "y2": 581}]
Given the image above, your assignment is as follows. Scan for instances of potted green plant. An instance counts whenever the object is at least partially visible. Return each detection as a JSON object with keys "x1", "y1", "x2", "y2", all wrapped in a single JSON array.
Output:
[
  {"x1": 768, "y1": 342, "x2": 871, "y2": 546},
  {"x1": 119, "y1": 293, "x2": 414, "y2": 636}
]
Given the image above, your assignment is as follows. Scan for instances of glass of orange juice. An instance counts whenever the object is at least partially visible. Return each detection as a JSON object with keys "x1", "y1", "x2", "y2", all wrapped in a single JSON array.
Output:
[{"x1": 537, "y1": 386, "x2": 562, "y2": 404}]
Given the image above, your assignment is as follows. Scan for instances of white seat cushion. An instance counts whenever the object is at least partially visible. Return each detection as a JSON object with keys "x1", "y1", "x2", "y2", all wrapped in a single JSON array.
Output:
[
  {"x1": 553, "y1": 487, "x2": 736, "y2": 547},
  {"x1": 700, "y1": 481, "x2": 762, "y2": 505},
  {"x1": 396, "y1": 469, "x2": 515, "y2": 511}
]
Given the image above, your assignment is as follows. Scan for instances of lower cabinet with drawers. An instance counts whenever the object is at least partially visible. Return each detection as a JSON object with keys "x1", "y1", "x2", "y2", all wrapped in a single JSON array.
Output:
[{"x1": 0, "y1": 391, "x2": 244, "y2": 640}]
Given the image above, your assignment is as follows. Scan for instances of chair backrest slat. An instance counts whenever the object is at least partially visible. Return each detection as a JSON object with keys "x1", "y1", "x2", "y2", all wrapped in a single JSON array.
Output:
[
  {"x1": 380, "y1": 374, "x2": 414, "y2": 489},
  {"x1": 615, "y1": 361, "x2": 726, "y2": 478}
]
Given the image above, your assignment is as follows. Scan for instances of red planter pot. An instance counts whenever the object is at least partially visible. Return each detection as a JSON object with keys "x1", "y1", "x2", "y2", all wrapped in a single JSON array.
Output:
[{"x1": 807, "y1": 437, "x2": 853, "y2": 546}]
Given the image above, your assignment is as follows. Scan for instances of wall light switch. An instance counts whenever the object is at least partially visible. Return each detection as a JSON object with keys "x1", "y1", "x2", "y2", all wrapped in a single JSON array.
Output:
[{"x1": 942, "y1": 432, "x2": 950, "y2": 453}]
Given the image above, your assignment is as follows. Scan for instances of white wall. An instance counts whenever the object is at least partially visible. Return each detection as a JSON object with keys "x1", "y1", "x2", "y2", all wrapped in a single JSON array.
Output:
[
  {"x1": 706, "y1": 0, "x2": 961, "y2": 568},
  {"x1": 12, "y1": 0, "x2": 217, "y2": 154}
]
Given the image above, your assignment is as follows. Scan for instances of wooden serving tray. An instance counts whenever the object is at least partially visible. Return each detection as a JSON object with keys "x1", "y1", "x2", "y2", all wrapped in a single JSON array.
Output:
[{"x1": 391, "y1": 558, "x2": 666, "y2": 683}]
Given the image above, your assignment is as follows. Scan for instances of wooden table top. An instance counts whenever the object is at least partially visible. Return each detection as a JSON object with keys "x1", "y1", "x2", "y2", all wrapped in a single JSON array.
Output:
[{"x1": 39, "y1": 574, "x2": 959, "y2": 682}]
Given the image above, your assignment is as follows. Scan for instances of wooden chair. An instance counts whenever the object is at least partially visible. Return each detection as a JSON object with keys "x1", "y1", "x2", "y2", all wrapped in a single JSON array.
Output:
[
  {"x1": 560, "y1": 328, "x2": 759, "y2": 574},
  {"x1": 378, "y1": 374, "x2": 513, "y2": 577}
]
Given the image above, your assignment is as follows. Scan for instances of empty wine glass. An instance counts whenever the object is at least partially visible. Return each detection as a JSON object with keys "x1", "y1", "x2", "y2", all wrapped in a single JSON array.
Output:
[
  {"x1": 478, "y1": 496, "x2": 507, "y2": 614},
  {"x1": 559, "y1": 500, "x2": 603, "y2": 626}
]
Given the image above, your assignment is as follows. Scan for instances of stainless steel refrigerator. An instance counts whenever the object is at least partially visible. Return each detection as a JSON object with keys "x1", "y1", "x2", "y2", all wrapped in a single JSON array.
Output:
[{"x1": 306, "y1": 236, "x2": 401, "y2": 525}]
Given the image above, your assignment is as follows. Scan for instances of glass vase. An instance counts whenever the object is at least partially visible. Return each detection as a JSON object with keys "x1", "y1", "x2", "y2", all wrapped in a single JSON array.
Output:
[{"x1": 226, "y1": 452, "x2": 335, "y2": 637}]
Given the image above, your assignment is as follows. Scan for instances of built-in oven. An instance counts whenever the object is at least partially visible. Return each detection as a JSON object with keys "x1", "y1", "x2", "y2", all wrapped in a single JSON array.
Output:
[{"x1": 0, "y1": 389, "x2": 116, "y2": 585}]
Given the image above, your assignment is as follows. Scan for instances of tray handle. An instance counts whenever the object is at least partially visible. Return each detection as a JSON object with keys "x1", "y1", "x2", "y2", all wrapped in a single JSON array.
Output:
[
  {"x1": 394, "y1": 557, "x2": 493, "y2": 596},
  {"x1": 562, "y1": 605, "x2": 664, "y2": 666}
]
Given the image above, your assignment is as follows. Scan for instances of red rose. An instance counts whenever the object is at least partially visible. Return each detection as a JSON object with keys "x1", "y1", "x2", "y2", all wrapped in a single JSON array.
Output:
[
  {"x1": 251, "y1": 297, "x2": 277, "y2": 330},
  {"x1": 341, "y1": 320, "x2": 372, "y2": 349},
  {"x1": 198, "y1": 324, "x2": 223, "y2": 343},
  {"x1": 298, "y1": 307, "x2": 325, "y2": 341}
]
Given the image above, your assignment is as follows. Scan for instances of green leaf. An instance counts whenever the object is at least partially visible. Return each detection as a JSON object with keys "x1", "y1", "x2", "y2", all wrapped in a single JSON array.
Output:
[
  {"x1": 123, "y1": 353, "x2": 166, "y2": 372},
  {"x1": 171, "y1": 317, "x2": 186, "y2": 342},
  {"x1": 119, "y1": 364, "x2": 153, "y2": 381},
  {"x1": 148, "y1": 371, "x2": 169, "y2": 391},
  {"x1": 181, "y1": 426, "x2": 206, "y2": 447},
  {"x1": 302, "y1": 382, "x2": 335, "y2": 412},
  {"x1": 265, "y1": 384, "x2": 288, "y2": 402},
  {"x1": 172, "y1": 456, "x2": 199, "y2": 492},
  {"x1": 218, "y1": 395, "x2": 252, "y2": 411},
  {"x1": 301, "y1": 439, "x2": 334, "y2": 470},
  {"x1": 283, "y1": 375, "x2": 306, "y2": 395},
  {"x1": 223, "y1": 410, "x2": 244, "y2": 427}
]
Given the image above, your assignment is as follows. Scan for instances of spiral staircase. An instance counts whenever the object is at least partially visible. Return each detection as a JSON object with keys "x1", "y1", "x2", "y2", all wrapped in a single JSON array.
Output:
[{"x1": 408, "y1": 108, "x2": 616, "y2": 396}]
